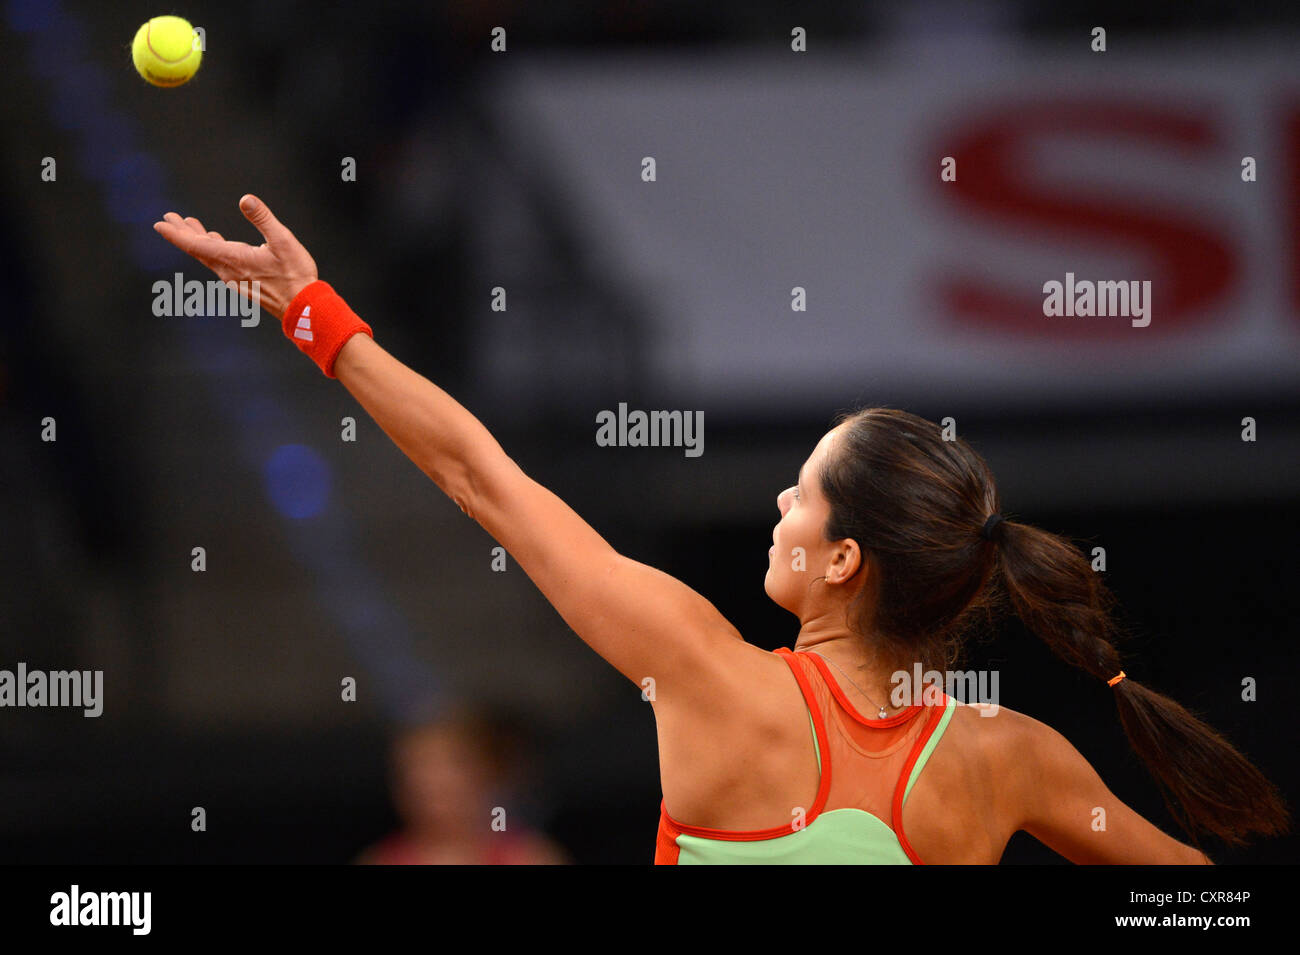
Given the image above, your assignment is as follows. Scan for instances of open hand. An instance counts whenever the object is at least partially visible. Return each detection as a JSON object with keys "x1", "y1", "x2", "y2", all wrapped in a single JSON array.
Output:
[{"x1": 153, "y1": 194, "x2": 318, "y2": 319}]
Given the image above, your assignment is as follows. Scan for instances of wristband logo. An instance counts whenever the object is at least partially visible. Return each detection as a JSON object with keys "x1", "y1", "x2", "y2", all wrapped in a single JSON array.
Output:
[
  {"x1": 152, "y1": 272, "x2": 260, "y2": 327},
  {"x1": 293, "y1": 306, "x2": 314, "y2": 342}
]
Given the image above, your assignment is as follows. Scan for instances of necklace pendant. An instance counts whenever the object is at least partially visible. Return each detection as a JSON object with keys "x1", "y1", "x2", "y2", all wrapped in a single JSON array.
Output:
[{"x1": 878, "y1": 706, "x2": 888, "y2": 719}]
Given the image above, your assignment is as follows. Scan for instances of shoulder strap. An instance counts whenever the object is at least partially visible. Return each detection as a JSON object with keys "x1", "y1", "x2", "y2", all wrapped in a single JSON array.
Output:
[
  {"x1": 803, "y1": 650, "x2": 926, "y2": 728},
  {"x1": 774, "y1": 648, "x2": 833, "y2": 818},
  {"x1": 890, "y1": 695, "x2": 956, "y2": 864}
]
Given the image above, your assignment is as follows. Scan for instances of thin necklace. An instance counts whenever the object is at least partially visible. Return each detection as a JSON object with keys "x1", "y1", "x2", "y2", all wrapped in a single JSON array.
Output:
[{"x1": 800, "y1": 648, "x2": 892, "y2": 719}]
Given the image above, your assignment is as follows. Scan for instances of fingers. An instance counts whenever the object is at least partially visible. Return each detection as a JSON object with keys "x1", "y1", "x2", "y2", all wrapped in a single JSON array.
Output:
[
  {"x1": 161, "y1": 212, "x2": 225, "y2": 240},
  {"x1": 153, "y1": 200, "x2": 313, "y2": 313},
  {"x1": 238, "y1": 194, "x2": 294, "y2": 250},
  {"x1": 152, "y1": 216, "x2": 199, "y2": 252},
  {"x1": 154, "y1": 216, "x2": 210, "y2": 254},
  {"x1": 153, "y1": 216, "x2": 232, "y2": 273}
]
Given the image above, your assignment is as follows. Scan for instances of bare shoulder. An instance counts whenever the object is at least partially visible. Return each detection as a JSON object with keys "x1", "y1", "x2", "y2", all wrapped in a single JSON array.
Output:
[
  {"x1": 939, "y1": 701, "x2": 1050, "y2": 813},
  {"x1": 963, "y1": 703, "x2": 1096, "y2": 774},
  {"x1": 945, "y1": 699, "x2": 1042, "y2": 752},
  {"x1": 945, "y1": 700, "x2": 1083, "y2": 788},
  {"x1": 648, "y1": 639, "x2": 799, "y2": 745},
  {"x1": 652, "y1": 641, "x2": 816, "y2": 827},
  {"x1": 955, "y1": 700, "x2": 1065, "y2": 751},
  {"x1": 649, "y1": 638, "x2": 798, "y2": 716}
]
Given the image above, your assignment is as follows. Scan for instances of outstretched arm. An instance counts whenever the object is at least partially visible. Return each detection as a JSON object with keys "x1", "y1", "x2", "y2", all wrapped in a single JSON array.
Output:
[
  {"x1": 331, "y1": 330, "x2": 746, "y2": 691},
  {"x1": 154, "y1": 196, "x2": 746, "y2": 697}
]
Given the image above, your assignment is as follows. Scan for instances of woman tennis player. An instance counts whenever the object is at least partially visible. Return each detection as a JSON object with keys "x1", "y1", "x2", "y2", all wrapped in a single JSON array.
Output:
[{"x1": 155, "y1": 196, "x2": 1288, "y2": 864}]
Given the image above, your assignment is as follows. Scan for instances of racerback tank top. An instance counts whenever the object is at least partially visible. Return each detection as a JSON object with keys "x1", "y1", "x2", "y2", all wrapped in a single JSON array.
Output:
[{"x1": 654, "y1": 646, "x2": 956, "y2": 864}]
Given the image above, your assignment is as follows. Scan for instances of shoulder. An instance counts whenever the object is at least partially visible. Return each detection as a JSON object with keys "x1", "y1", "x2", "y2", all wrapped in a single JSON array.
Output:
[
  {"x1": 950, "y1": 702, "x2": 1105, "y2": 823},
  {"x1": 951, "y1": 699, "x2": 1050, "y2": 740},
  {"x1": 649, "y1": 640, "x2": 800, "y2": 717},
  {"x1": 652, "y1": 644, "x2": 815, "y2": 810},
  {"x1": 942, "y1": 700, "x2": 1057, "y2": 781}
]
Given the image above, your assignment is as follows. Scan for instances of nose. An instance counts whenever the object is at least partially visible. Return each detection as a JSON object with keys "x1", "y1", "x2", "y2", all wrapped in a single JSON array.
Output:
[{"x1": 777, "y1": 485, "x2": 794, "y2": 514}]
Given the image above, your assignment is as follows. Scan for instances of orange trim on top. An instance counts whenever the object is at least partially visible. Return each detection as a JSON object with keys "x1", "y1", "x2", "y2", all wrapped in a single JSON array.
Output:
[
  {"x1": 657, "y1": 648, "x2": 832, "y2": 842},
  {"x1": 889, "y1": 697, "x2": 948, "y2": 865},
  {"x1": 654, "y1": 805, "x2": 682, "y2": 864},
  {"x1": 800, "y1": 650, "x2": 926, "y2": 729},
  {"x1": 774, "y1": 647, "x2": 833, "y2": 820}
]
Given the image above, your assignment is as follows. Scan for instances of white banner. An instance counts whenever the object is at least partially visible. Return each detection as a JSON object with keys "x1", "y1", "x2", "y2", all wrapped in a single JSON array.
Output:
[{"x1": 486, "y1": 45, "x2": 1300, "y2": 413}]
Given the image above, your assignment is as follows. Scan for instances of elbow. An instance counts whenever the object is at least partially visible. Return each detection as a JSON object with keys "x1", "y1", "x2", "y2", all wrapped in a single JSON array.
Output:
[
  {"x1": 451, "y1": 489, "x2": 475, "y2": 520},
  {"x1": 447, "y1": 465, "x2": 481, "y2": 522},
  {"x1": 421, "y1": 451, "x2": 480, "y2": 521},
  {"x1": 444, "y1": 452, "x2": 518, "y2": 526}
]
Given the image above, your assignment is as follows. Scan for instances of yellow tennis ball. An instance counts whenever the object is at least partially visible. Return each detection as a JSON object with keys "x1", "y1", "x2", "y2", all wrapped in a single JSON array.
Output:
[{"x1": 131, "y1": 16, "x2": 202, "y2": 88}]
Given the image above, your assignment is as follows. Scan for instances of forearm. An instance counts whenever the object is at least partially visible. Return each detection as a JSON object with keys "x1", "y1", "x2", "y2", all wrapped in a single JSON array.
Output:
[
  {"x1": 152, "y1": 202, "x2": 511, "y2": 520},
  {"x1": 332, "y1": 333, "x2": 508, "y2": 517}
]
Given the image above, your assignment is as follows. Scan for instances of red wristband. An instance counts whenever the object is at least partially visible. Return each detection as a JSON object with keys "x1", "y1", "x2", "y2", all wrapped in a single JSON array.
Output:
[{"x1": 281, "y1": 280, "x2": 373, "y2": 378}]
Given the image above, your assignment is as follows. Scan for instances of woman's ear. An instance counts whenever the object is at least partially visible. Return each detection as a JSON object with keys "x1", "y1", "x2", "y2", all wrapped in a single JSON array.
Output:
[{"x1": 827, "y1": 538, "x2": 862, "y2": 585}]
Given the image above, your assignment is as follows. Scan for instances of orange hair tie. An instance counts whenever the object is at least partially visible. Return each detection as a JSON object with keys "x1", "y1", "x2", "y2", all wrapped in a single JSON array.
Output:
[{"x1": 1107, "y1": 671, "x2": 1126, "y2": 687}]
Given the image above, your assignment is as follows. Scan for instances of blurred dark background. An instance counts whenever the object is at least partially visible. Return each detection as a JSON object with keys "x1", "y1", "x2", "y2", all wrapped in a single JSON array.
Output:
[{"x1": 1, "y1": 0, "x2": 1297, "y2": 863}]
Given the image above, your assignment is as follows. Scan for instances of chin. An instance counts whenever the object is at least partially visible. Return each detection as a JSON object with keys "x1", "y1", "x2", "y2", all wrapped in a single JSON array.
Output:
[{"x1": 762, "y1": 576, "x2": 790, "y2": 612}]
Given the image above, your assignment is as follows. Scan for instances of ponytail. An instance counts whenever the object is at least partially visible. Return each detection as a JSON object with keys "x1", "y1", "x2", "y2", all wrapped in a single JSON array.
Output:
[
  {"x1": 817, "y1": 406, "x2": 1288, "y2": 850},
  {"x1": 996, "y1": 519, "x2": 1289, "y2": 848}
]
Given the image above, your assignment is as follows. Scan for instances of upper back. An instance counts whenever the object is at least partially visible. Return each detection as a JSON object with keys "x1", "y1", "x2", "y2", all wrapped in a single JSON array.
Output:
[{"x1": 654, "y1": 644, "x2": 1022, "y2": 864}]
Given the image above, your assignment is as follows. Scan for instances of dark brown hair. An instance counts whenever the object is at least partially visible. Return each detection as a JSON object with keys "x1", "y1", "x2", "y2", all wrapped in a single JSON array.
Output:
[{"x1": 818, "y1": 406, "x2": 1288, "y2": 848}]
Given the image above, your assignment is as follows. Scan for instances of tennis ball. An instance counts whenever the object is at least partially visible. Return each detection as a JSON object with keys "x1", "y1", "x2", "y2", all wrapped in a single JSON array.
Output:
[{"x1": 132, "y1": 16, "x2": 202, "y2": 88}]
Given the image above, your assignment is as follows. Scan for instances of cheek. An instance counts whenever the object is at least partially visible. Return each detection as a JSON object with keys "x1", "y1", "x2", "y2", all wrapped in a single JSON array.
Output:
[
  {"x1": 773, "y1": 524, "x2": 800, "y2": 570},
  {"x1": 781, "y1": 508, "x2": 808, "y2": 542},
  {"x1": 784, "y1": 512, "x2": 824, "y2": 567}
]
